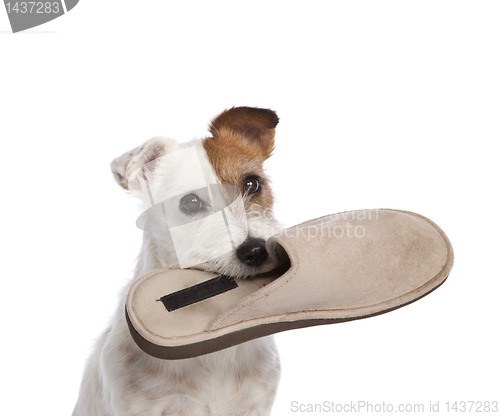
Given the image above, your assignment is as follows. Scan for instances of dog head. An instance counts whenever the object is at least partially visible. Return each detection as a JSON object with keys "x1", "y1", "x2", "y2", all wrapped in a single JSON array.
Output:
[{"x1": 111, "y1": 106, "x2": 282, "y2": 278}]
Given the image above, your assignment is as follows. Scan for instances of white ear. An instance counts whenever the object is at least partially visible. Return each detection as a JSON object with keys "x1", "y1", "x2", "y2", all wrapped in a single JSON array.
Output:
[{"x1": 110, "y1": 137, "x2": 177, "y2": 194}]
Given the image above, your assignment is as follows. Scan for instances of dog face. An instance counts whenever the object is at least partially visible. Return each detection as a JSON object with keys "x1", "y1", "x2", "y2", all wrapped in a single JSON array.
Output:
[{"x1": 111, "y1": 107, "x2": 282, "y2": 278}]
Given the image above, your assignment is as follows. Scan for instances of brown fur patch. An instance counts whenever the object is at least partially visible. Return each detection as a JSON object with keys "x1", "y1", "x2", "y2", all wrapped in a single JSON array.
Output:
[
  {"x1": 203, "y1": 107, "x2": 279, "y2": 215},
  {"x1": 203, "y1": 130, "x2": 274, "y2": 214},
  {"x1": 209, "y1": 107, "x2": 278, "y2": 156}
]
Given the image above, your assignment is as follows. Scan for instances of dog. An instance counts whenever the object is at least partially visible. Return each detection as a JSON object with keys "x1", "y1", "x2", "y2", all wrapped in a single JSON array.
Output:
[{"x1": 73, "y1": 107, "x2": 283, "y2": 416}]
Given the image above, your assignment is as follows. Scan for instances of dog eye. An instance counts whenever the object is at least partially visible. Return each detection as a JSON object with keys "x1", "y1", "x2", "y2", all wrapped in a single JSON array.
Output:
[
  {"x1": 243, "y1": 176, "x2": 262, "y2": 195},
  {"x1": 180, "y1": 193, "x2": 203, "y2": 213}
]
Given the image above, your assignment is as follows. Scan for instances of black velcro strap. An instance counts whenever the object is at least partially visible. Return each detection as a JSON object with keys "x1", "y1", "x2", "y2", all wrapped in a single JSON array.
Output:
[{"x1": 158, "y1": 275, "x2": 238, "y2": 312}]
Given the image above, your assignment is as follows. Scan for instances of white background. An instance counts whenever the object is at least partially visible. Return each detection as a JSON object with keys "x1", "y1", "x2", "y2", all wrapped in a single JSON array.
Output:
[{"x1": 1, "y1": 1, "x2": 499, "y2": 415}]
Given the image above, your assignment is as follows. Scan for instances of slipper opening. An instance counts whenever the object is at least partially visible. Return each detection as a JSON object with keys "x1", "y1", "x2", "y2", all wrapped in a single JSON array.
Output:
[{"x1": 250, "y1": 242, "x2": 291, "y2": 288}]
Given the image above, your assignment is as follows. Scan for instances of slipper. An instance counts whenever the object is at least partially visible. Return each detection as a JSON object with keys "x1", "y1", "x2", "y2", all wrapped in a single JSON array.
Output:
[{"x1": 126, "y1": 209, "x2": 454, "y2": 360}]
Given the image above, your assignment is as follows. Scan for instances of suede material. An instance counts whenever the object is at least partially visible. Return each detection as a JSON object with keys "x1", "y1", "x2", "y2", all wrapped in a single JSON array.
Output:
[
  {"x1": 126, "y1": 209, "x2": 453, "y2": 351},
  {"x1": 208, "y1": 209, "x2": 450, "y2": 329}
]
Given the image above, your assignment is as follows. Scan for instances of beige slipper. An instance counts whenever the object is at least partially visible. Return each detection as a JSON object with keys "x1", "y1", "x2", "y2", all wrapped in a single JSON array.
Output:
[{"x1": 126, "y1": 209, "x2": 454, "y2": 359}]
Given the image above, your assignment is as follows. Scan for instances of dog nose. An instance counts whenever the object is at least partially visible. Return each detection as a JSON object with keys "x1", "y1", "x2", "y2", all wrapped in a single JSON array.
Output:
[{"x1": 236, "y1": 238, "x2": 268, "y2": 267}]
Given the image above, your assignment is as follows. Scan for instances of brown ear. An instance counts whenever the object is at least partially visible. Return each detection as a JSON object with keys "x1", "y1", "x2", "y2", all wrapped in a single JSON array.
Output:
[{"x1": 209, "y1": 106, "x2": 279, "y2": 158}]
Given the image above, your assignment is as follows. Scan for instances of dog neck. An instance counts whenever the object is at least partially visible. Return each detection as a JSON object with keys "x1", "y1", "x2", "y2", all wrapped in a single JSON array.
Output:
[{"x1": 134, "y1": 233, "x2": 169, "y2": 278}]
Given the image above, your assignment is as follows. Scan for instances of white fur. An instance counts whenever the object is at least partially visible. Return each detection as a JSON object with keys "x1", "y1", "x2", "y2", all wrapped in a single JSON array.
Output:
[{"x1": 73, "y1": 138, "x2": 282, "y2": 416}]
